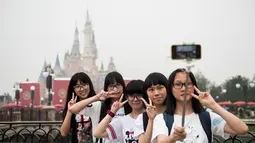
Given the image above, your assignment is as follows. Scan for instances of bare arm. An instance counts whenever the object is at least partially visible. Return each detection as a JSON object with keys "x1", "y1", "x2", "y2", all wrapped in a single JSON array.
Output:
[
  {"x1": 156, "y1": 127, "x2": 186, "y2": 143},
  {"x1": 61, "y1": 111, "x2": 72, "y2": 136},
  {"x1": 138, "y1": 119, "x2": 154, "y2": 143},
  {"x1": 93, "y1": 113, "x2": 112, "y2": 138},
  {"x1": 191, "y1": 86, "x2": 248, "y2": 135},
  {"x1": 69, "y1": 95, "x2": 98, "y2": 114},
  {"x1": 157, "y1": 134, "x2": 175, "y2": 143},
  {"x1": 211, "y1": 103, "x2": 248, "y2": 135},
  {"x1": 94, "y1": 95, "x2": 127, "y2": 139},
  {"x1": 139, "y1": 98, "x2": 157, "y2": 143}
]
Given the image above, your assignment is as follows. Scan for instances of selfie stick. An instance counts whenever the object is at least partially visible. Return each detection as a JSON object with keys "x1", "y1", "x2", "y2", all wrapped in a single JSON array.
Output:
[{"x1": 181, "y1": 59, "x2": 194, "y2": 127}]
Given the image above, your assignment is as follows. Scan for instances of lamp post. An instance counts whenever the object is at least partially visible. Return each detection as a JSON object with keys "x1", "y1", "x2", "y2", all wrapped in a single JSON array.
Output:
[
  {"x1": 43, "y1": 65, "x2": 55, "y2": 106},
  {"x1": 235, "y1": 82, "x2": 255, "y2": 111},
  {"x1": 59, "y1": 99, "x2": 63, "y2": 104},
  {"x1": 40, "y1": 97, "x2": 44, "y2": 105},
  {"x1": 30, "y1": 86, "x2": 35, "y2": 108},
  {"x1": 13, "y1": 83, "x2": 22, "y2": 109}
]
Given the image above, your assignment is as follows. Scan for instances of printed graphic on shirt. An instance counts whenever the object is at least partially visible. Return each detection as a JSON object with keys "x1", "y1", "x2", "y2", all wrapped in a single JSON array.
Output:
[
  {"x1": 184, "y1": 125, "x2": 200, "y2": 143},
  {"x1": 212, "y1": 117, "x2": 223, "y2": 126},
  {"x1": 125, "y1": 130, "x2": 138, "y2": 143},
  {"x1": 75, "y1": 114, "x2": 93, "y2": 143}
]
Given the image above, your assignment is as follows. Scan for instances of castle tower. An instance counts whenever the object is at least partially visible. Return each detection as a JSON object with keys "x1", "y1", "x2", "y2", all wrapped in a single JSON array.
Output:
[
  {"x1": 64, "y1": 26, "x2": 82, "y2": 76},
  {"x1": 53, "y1": 54, "x2": 66, "y2": 77},
  {"x1": 38, "y1": 60, "x2": 47, "y2": 99},
  {"x1": 107, "y1": 57, "x2": 116, "y2": 72},
  {"x1": 82, "y1": 10, "x2": 98, "y2": 72}
]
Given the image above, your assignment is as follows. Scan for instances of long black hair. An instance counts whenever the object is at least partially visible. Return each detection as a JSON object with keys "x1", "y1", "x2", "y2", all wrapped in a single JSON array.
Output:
[
  {"x1": 126, "y1": 79, "x2": 148, "y2": 110},
  {"x1": 143, "y1": 72, "x2": 169, "y2": 105},
  {"x1": 99, "y1": 71, "x2": 130, "y2": 122},
  {"x1": 166, "y1": 68, "x2": 205, "y2": 115},
  {"x1": 62, "y1": 72, "x2": 96, "y2": 143}
]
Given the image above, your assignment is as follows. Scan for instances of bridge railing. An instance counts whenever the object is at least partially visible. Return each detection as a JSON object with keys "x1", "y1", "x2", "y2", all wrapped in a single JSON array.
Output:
[
  {"x1": 0, "y1": 107, "x2": 63, "y2": 121},
  {"x1": 0, "y1": 121, "x2": 254, "y2": 143},
  {"x1": 0, "y1": 121, "x2": 69, "y2": 143}
]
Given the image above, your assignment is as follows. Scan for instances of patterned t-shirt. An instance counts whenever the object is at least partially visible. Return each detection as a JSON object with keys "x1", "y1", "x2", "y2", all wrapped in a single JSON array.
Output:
[{"x1": 74, "y1": 101, "x2": 102, "y2": 143}]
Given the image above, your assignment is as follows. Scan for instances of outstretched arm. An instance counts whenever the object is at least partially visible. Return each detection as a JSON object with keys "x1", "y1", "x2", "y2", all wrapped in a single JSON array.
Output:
[
  {"x1": 61, "y1": 93, "x2": 76, "y2": 136},
  {"x1": 93, "y1": 94, "x2": 127, "y2": 138},
  {"x1": 211, "y1": 103, "x2": 248, "y2": 134},
  {"x1": 191, "y1": 86, "x2": 248, "y2": 135},
  {"x1": 69, "y1": 95, "x2": 99, "y2": 114},
  {"x1": 138, "y1": 98, "x2": 156, "y2": 143}
]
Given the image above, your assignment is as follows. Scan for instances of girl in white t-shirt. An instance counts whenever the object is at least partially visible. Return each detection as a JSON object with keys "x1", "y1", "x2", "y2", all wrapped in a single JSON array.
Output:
[
  {"x1": 134, "y1": 72, "x2": 169, "y2": 143},
  {"x1": 153, "y1": 68, "x2": 248, "y2": 143},
  {"x1": 61, "y1": 72, "x2": 119, "y2": 143},
  {"x1": 94, "y1": 80, "x2": 155, "y2": 143},
  {"x1": 97, "y1": 71, "x2": 131, "y2": 143}
]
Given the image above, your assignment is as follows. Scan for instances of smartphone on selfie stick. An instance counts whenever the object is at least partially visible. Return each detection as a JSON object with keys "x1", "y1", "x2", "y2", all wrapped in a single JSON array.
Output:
[{"x1": 171, "y1": 44, "x2": 201, "y2": 127}]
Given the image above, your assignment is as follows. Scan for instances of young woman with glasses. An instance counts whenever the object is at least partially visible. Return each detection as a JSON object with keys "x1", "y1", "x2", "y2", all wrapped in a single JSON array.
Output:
[
  {"x1": 153, "y1": 68, "x2": 248, "y2": 143},
  {"x1": 61, "y1": 72, "x2": 118, "y2": 143},
  {"x1": 94, "y1": 80, "x2": 154, "y2": 143}
]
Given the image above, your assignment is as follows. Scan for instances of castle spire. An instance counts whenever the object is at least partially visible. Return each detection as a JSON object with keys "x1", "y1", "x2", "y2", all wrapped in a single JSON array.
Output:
[
  {"x1": 100, "y1": 61, "x2": 104, "y2": 71},
  {"x1": 70, "y1": 26, "x2": 81, "y2": 57},
  {"x1": 86, "y1": 10, "x2": 91, "y2": 24},
  {"x1": 54, "y1": 54, "x2": 61, "y2": 68},
  {"x1": 108, "y1": 57, "x2": 116, "y2": 72}
]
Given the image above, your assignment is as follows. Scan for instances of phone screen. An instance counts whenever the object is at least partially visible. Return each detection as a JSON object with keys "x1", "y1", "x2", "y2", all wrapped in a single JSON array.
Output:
[{"x1": 171, "y1": 45, "x2": 201, "y2": 60}]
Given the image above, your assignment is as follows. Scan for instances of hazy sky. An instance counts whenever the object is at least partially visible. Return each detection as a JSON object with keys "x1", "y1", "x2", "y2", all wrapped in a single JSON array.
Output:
[{"x1": 1, "y1": 0, "x2": 255, "y2": 95}]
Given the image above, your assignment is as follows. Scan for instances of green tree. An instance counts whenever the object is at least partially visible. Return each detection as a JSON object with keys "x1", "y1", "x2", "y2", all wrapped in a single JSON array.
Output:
[
  {"x1": 210, "y1": 84, "x2": 225, "y2": 102},
  {"x1": 222, "y1": 75, "x2": 250, "y2": 102},
  {"x1": 194, "y1": 71, "x2": 211, "y2": 91}
]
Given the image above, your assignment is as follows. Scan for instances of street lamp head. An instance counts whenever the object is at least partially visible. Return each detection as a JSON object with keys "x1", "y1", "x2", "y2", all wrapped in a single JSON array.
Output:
[
  {"x1": 250, "y1": 82, "x2": 255, "y2": 88},
  {"x1": 40, "y1": 97, "x2": 44, "y2": 101},
  {"x1": 12, "y1": 85, "x2": 16, "y2": 91},
  {"x1": 50, "y1": 73, "x2": 55, "y2": 79},
  {"x1": 235, "y1": 83, "x2": 241, "y2": 89},
  {"x1": 59, "y1": 99, "x2": 63, "y2": 104},
  {"x1": 43, "y1": 71, "x2": 49, "y2": 78},
  {"x1": 222, "y1": 89, "x2": 227, "y2": 93},
  {"x1": 30, "y1": 86, "x2": 35, "y2": 91}
]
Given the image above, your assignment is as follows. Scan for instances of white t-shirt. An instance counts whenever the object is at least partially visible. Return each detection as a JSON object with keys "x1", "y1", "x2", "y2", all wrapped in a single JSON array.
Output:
[
  {"x1": 75, "y1": 101, "x2": 102, "y2": 143},
  {"x1": 105, "y1": 114, "x2": 139, "y2": 143},
  {"x1": 152, "y1": 112, "x2": 230, "y2": 143},
  {"x1": 102, "y1": 107, "x2": 125, "y2": 143},
  {"x1": 133, "y1": 113, "x2": 158, "y2": 143}
]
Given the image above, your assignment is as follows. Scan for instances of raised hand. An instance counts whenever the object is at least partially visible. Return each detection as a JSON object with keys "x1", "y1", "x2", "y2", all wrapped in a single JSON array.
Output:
[
  {"x1": 110, "y1": 94, "x2": 128, "y2": 113},
  {"x1": 190, "y1": 86, "x2": 216, "y2": 109},
  {"x1": 170, "y1": 126, "x2": 186, "y2": 142},
  {"x1": 68, "y1": 93, "x2": 77, "y2": 109},
  {"x1": 141, "y1": 98, "x2": 156, "y2": 120},
  {"x1": 96, "y1": 90, "x2": 121, "y2": 101}
]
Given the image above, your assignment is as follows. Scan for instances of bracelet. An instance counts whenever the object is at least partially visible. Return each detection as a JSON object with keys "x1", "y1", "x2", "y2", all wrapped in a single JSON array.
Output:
[{"x1": 107, "y1": 110, "x2": 115, "y2": 118}]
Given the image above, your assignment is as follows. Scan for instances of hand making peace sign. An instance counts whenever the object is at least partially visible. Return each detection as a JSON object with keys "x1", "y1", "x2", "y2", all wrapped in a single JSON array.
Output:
[
  {"x1": 110, "y1": 94, "x2": 128, "y2": 113},
  {"x1": 96, "y1": 90, "x2": 122, "y2": 101},
  {"x1": 141, "y1": 98, "x2": 157, "y2": 120},
  {"x1": 68, "y1": 93, "x2": 77, "y2": 109},
  {"x1": 190, "y1": 86, "x2": 217, "y2": 109}
]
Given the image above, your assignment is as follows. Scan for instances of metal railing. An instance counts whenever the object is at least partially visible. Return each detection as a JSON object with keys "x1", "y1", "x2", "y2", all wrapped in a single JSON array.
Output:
[
  {"x1": 0, "y1": 121, "x2": 254, "y2": 143},
  {"x1": 0, "y1": 121, "x2": 69, "y2": 143}
]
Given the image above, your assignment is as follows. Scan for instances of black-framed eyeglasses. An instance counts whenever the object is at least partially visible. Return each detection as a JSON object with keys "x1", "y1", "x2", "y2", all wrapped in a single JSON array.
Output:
[
  {"x1": 73, "y1": 83, "x2": 89, "y2": 90},
  {"x1": 173, "y1": 82, "x2": 193, "y2": 89},
  {"x1": 127, "y1": 94, "x2": 143, "y2": 100},
  {"x1": 108, "y1": 83, "x2": 122, "y2": 89}
]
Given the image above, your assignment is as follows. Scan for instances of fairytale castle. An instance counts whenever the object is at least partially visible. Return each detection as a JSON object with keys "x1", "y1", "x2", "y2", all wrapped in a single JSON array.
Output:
[{"x1": 38, "y1": 11, "x2": 117, "y2": 100}]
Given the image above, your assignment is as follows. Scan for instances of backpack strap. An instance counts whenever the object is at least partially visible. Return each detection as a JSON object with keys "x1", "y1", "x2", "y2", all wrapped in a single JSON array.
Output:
[
  {"x1": 142, "y1": 112, "x2": 149, "y2": 132},
  {"x1": 199, "y1": 111, "x2": 212, "y2": 143},
  {"x1": 163, "y1": 113, "x2": 174, "y2": 135}
]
